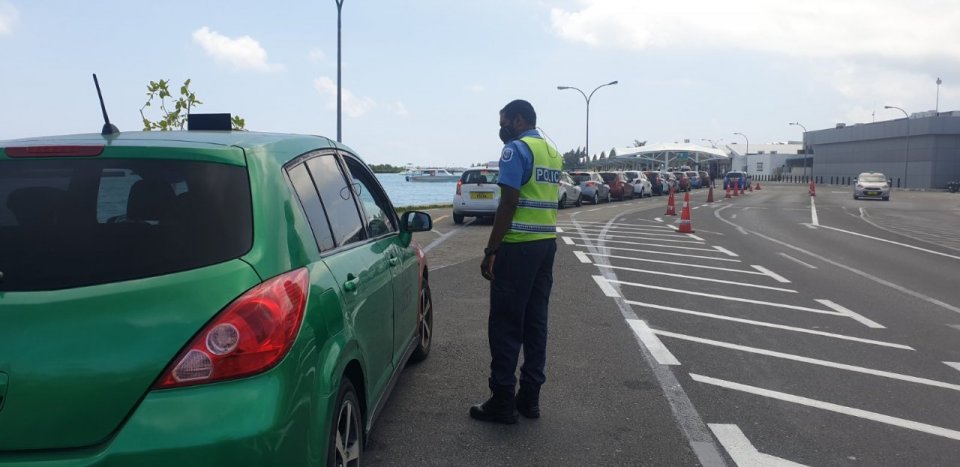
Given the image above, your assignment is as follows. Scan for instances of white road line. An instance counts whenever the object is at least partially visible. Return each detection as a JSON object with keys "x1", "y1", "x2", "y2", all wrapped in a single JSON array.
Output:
[
  {"x1": 654, "y1": 217, "x2": 664, "y2": 223},
  {"x1": 575, "y1": 241, "x2": 726, "y2": 253},
  {"x1": 572, "y1": 244, "x2": 742, "y2": 262},
  {"x1": 688, "y1": 234, "x2": 705, "y2": 241},
  {"x1": 801, "y1": 223, "x2": 818, "y2": 229},
  {"x1": 779, "y1": 253, "x2": 818, "y2": 269},
  {"x1": 568, "y1": 231, "x2": 705, "y2": 244},
  {"x1": 592, "y1": 275, "x2": 621, "y2": 298},
  {"x1": 709, "y1": 424, "x2": 807, "y2": 467},
  {"x1": 667, "y1": 224, "x2": 680, "y2": 231},
  {"x1": 565, "y1": 236, "x2": 716, "y2": 249},
  {"x1": 625, "y1": 300, "x2": 913, "y2": 350},
  {"x1": 561, "y1": 236, "x2": 575, "y2": 245},
  {"x1": 433, "y1": 215, "x2": 449, "y2": 223},
  {"x1": 609, "y1": 279, "x2": 845, "y2": 317},
  {"x1": 714, "y1": 205, "x2": 960, "y2": 316},
  {"x1": 423, "y1": 219, "x2": 475, "y2": 253},
  {"x1": 859, "y1": 207, "x2": 866, "y2": 217},
  {"x1": 830, "y1": 191, "x2": 847, "y2": 194},
  {"x1": 816, "y1": 224, "x2": 960, "y2": 262},
  {"x1": 693, "y1": 206, "x2": 701, "y2": 210},
  {"x1": 574, "y1": 251, "x2": 593, "y2": 264},
  {"x1": 597, "y1": 264, "x2": 797, "y2": 293},
  {"x1": 627, "y1": 320, "x2": 681, "y2": 365},
  {"x1": 587, "y1": 253, "x2": 756, "y2": 273},
  {"x1": 810, "y1": 197, "x2": 819, "y2": 226},
  {"x1": 555, "y1": 226, "x2": 564, "y2": 233},
  {"x1": 732, "y1": 214, "x2": 738, "y2": 219},
  {"x1": 565, "y1": 226, "x2": 697, "y2": 239},
  {"x1": 949, "y1": 324, "x2": 960, "y2": 332},
  {"x1": 588, "y1": 207, "x2": 602, "y2": 212},
  {"x1": 751, "y1": 265, "x2": 791, "y2": 284},
  {"x1": 944, "y1": 362, "x2": 960, "y2": 373},
  {"x1": 659, "y1": 331, "x2": 960, "y2": 391},
  {"x1": 713, "y1": 246, "x2": 739, "y2": 257},
  {"x1": 690, "y1": 373, "x2": 960, "y2": 442},
  {"x1": 562, "y1": 220, "x2": 674, "y2": 230},
  {"x1": 817, "y1": 299, "x2": 885, "y2": 329}
]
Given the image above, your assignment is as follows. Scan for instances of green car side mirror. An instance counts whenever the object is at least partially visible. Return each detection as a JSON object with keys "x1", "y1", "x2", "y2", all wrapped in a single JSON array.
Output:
[{"x1": 398, "y1": 211, "x2": 433, "y2": 246}]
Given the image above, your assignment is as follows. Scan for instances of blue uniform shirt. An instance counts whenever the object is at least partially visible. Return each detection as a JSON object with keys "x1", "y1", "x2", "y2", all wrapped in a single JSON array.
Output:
[{"x1": 498, "y1": 129, "x2": 541, "y2": 190}]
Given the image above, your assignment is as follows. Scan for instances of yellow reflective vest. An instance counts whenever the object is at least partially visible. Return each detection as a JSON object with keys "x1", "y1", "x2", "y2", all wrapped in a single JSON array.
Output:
[{"x1": 503, "y1": 135, "x2": 563, "y2": 243}]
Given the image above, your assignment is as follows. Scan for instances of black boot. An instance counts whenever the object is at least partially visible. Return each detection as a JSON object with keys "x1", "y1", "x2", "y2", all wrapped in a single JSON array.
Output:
[
  {"x1": 470, "y1": 390, "x2": 518, "y2": 424},
  {"x1": 516, "y1": 385, "x2": 540, "y2": 419}
]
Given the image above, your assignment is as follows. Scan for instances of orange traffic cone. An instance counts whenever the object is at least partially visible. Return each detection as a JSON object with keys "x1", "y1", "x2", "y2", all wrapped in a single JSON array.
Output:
[
  {"x1": 738, "y1": 181, "x2": 745, "y2": 196},
  {"x1": 809, "y1": 179, "x2": 816, "y2": 196},
  {"x1": 678, "y1": 192, "x2": 694, "y2": 233},
  {"x1": 665, "y1": 186, "x2": 677, "y2": 216},
  {"x1": 707, "y1": 183, "x2": 715, "y2": 203},
  {"x1": 755, "y1": 182, "x2": 762, "y2": 190},
  {"x1": 732, "y1": 180, "x2": 739, "y2": 197},
  {"x1": 724, "y1": 184, "x2": 732, "y2": 199},
  {"x1": 748, "y1": 182, "x2": 754, "y2": 192}
]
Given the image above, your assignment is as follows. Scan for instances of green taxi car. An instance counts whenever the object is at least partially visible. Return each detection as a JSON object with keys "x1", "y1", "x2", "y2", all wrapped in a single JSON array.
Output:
[{"x1": 0, "y1": 129, "x2": 434, "y2": 465}]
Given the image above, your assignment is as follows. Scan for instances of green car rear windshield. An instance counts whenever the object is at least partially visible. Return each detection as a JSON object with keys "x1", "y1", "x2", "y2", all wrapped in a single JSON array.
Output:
[{"x1": 0, "y1": 158, "x2": 252, "y2": 291}]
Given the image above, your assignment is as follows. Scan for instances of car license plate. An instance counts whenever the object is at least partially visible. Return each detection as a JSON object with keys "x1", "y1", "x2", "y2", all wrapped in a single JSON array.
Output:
[
  {"x1": 866, "y1": 191, "x2": 879, "y2": 196},
  {"x1": 471, "y1": 192, "x2": 493, "y2": 199}
]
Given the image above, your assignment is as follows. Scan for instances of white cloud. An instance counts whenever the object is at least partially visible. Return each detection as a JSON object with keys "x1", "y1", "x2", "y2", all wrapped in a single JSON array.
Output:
[
  {"x1": 388, "y1": 101, "x2": 410, "y2": 117},
  {"x1": 308, "y1": 48, "x2": 325, "y2": 62},
  {"x1": 314, "y1": 76, "x2": 375, "y2": 118},
  {"x1": 0, "y1": 2, "x2": 18, "y2": 35},
  {"x1": 549, "y1": 1, "x2": 960, "y2": 62},
  {"x1": 192, "y1": 27, "x2": 283, "y2": 72}
]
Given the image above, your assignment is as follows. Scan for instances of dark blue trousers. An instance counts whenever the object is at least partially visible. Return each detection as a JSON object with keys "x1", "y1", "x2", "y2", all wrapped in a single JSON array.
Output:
[{"x1": 488, "y1": 238, "x2": 556, "y2": 394}]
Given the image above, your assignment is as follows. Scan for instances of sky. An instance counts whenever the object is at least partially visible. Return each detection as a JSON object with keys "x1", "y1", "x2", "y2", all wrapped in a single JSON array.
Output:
[{"x1": 0, "y1": 0, "x2": 957, "y2": 167}]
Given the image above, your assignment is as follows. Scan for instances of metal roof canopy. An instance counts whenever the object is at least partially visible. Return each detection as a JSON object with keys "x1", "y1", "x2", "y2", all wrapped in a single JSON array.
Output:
[{"x1": 589, "y1": 143, "x2": 729, "y2": 169}]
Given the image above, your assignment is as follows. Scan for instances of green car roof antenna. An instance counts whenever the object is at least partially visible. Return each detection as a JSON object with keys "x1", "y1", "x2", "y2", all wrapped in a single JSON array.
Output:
[{"x1": 93, "y1": 73, "x2": 120, "y2": 136}]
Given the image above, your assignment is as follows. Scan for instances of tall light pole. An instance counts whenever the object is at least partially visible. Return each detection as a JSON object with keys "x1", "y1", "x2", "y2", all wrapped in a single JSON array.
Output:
[
  {"x1": 733, "y1": 132, "x2": 749, "y2": 172},
  {"x1": 701, "y1": 138, "x2": 722, "y2": 148},
  {"x1": 884, "y1": 105, "x2": 910, "y2": 188},
  {"x1": 789, "y1": 122, "x2": 808, "y2": 177},
  {"x1": 558, "y1": 81, "x2": 618, "y2": 162},
  {"x1": 335, "y1": 0, "x2": 344, "y2": 142}
]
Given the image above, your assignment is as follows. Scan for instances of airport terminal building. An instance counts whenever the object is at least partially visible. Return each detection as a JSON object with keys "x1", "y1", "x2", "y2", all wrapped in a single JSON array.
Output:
[{"x1": 805, "y1": 111, "x2": 960, "y2": 189}]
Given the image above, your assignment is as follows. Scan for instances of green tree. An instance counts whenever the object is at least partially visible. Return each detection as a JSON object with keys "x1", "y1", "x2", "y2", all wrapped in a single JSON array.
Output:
[
  {"x1": 610, "y1": 147, "x2": 618, "y2": 158},
  {"x1": 140, "y1": 79, "x2": 246, "y2": 131},
  {"x1": 600, "y1": 151, "x2": 607, "y2": 160}
]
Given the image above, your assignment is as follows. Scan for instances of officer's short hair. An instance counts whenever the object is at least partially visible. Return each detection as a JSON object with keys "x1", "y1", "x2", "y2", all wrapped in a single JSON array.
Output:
[{"x1": 501, "y1": 99, "x2": 537, "y2": 126}]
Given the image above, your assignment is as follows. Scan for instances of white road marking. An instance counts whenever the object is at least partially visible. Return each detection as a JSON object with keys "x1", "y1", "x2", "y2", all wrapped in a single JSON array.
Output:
[
  {"x1": 423, "y1": 219, "x2": 476, "y2": 253},
  {"x1": 779, "y1": 253, "x2": 818, "y2": 269},
  {"x1": 830, "y1": 191, "x2": 847, "y2": 194},
  {"x1": 693, "y1": 206, "x2": 701, "y2": 210},
  {"x1": 626, "y1": 300, "x2": 913, "y2": 350},
  {"x1": 566, "y1": 233, "x2": 704, "y2": 245},
  {"x1": 690, "y1": 373, "x2": 960, "y2": 442},
  {"x1": 574, "y1": 251, "x2": 592, "y2": 264},
  {"x1": 816, "y1": 224, "x2": 960, "y2": 262},
  {"x1": 587, "y1": 252, "x2": 756, "y2": 273},
  {"x1": 751, "y1": 265, "x2": 791, "y2": 284},
  {"x1": 944, "y1": 362, "x2": 960, "y2": 373},
  {"x1": 564, "y1": 225, "x2": 697, "y2": 239},
  {"x1": 715, "y1": 206, "x2": 960, "y2": 316},
  {"x1": 573, "y1": 244, "x2": 742, "y2": 262},
  {"x1": 810, "y1": 197, "x2": 819, "y2": 226},
  {"x1": 801, "y1": 223, "x2": 818, "y2": 229},
  {"x1": 709, "y1": 424, "x2": 807, "y2": 467},
  {"x1": 607, "y1": 279, "x2": 847, "y2": 317},
  {"x1": 817, "y1": 299, "x2": 885, "y2": 329},
  {"x1": 654, "y1": 217, "x2": 664, "y2": 223},
  {"x1": 561, "y1": 236, "x2": 575, "y2": 245},
  {"x1": 592, "y1": 275, "x2": 621, "y2": 298},
  {"x1": 588, "y1": 207, "x2": 602, "y2": 212},
  {"x1": 732, "y1": 214, "x2": 738, "y2": 219},
  {"x1": 688, "y1": 234, "x2": 705, "y2": 241},
  {"x1": 667, "y1": 224, "x2": 680, "y2": 231},
  {"x1": 627, "y1": 320, "x2": 681, "y2": 365},
  {"x1": 713, "y1": 246, "x2": 739, "y2": 257},
  {"x1": 859, "y1": 207, "x2": 866, "y2": 217},
  {"x1": 433, "y1": 215, "x2": 449, "y2": 223},
  {"x1": 659, "y1": 331, "x2": 960, "y2": 391},
  {"x1": 562, "y1": 220, "x2": 674, "y2": 230},
  {"x1": 555, "y1": 226, "x2": 564, "y2": 233},
  {"x1": 575, "y1": 241, "x2": 726, "y2": 253},
  {"x1": 949, "y1": 324, "x2": 960, "y2": 332},
  {"x1": 597, "y1": 264, "x2": 797, "y2": 292}
]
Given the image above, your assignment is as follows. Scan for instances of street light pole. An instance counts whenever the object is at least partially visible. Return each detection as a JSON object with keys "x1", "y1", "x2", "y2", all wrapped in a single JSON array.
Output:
[
  {"x1": 733, "y1": 132, "x2": 749, "y2": 173},
  {"x1": 558, "y1": 81, "x2": 618, "y2": 162},
  {"x1": 788, "y1": 122, "x2": 808, "y2": 178},
  {"x1": 936, "y1": 77, "x2": 942, "y2": 114},
  {"x1": 335, "y1": 0, "x2": 344, "y2": 143},
  {"x1": 884, "y1": 105, "x2": 910, "y2": 188}
]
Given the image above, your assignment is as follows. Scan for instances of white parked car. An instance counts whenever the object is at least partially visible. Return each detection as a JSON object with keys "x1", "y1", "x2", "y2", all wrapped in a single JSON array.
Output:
[
  {"x1": 558, "y1": 172, "x2": 583, "y2": 209},
  {"x1": 453, "y1": 168, "x2": 500, "y2": 224},
  {"x1": 623, "y1": 170, "x2": 653, "y2": 198}
]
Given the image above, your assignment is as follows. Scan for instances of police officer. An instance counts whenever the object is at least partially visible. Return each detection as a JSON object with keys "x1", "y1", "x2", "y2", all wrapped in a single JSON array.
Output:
[{"x1": 471, "y1": 99, "x2": 562, "y2": 424}]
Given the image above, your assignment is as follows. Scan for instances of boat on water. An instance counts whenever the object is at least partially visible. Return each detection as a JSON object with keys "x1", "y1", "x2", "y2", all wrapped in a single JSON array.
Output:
[{"x1": 404, "y1": 168, "x2": 461, "y2": 182}]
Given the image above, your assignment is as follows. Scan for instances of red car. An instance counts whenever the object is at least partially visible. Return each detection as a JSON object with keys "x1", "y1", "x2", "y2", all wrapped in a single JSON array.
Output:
[{"x1": 599, "y1": 172, "x2": 634, "y2": 201}]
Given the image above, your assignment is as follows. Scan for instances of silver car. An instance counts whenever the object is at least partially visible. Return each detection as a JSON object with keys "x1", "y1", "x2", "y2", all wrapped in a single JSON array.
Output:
[
  {"x1": 854, "y1": 172, "x2": 891, "y2": 201},
  {"x1": 568, "y1": 171, "x2": 611, "y2": 204},
  {"x1": 558, "y1": 172, "x2": 583, "y2": 209}
]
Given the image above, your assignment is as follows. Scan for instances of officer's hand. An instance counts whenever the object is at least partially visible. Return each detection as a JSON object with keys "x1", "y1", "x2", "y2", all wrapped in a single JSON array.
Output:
[{"x1": 481, "y1": 254, "x2": 496, "y2": 281}]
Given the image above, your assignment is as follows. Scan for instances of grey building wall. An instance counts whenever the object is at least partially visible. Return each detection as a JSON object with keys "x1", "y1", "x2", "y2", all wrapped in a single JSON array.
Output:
[{"x1": 805, "y1": 113, "x2": 960, "y2": 189}]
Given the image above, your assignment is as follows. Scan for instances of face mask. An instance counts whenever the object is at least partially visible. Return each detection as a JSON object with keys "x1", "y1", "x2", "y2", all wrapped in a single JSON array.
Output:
[{"x1": 499, "y1": 125, "x2": 516, "y2": 144}]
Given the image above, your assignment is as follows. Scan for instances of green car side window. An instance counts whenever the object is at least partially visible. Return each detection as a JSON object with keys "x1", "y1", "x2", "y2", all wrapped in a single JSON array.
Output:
[
  {"x1": 305, "y1": 156, "x2": 365, "y2": 247},
  {"x1": 343, "y1": 157, "x2": 397, "y2": 238}
]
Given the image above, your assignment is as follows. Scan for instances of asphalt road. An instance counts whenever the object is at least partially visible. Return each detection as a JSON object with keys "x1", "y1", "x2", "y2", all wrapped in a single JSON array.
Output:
[{"x1": 370, "y1": 184, "x2": 960, "y2": 466}]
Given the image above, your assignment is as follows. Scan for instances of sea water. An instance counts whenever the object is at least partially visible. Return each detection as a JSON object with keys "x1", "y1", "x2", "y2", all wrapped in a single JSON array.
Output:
[{"x1": 375, "y1": 173, "x2": 457, "y2": 208}]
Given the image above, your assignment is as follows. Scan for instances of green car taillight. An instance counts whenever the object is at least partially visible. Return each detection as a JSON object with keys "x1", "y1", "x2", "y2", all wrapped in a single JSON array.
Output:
[{"x1": 154, "y1": 268, "x2": 310, "y2": 389}]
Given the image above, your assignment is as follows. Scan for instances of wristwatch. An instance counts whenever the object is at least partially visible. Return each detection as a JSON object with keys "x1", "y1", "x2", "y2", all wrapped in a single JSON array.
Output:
[{"x1": 484, "y1": 247, "x2": 498, "y2": 257}]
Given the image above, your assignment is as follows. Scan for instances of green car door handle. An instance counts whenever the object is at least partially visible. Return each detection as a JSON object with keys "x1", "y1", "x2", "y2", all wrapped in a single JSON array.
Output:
[
  {"x1": 388, "y1": 256, "x2": 400, "y2": 267},
  {"x1": 344, "y1": 274, "x2": 360, "y2": 292}
]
